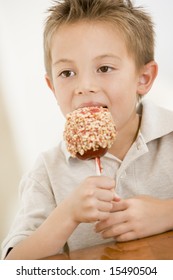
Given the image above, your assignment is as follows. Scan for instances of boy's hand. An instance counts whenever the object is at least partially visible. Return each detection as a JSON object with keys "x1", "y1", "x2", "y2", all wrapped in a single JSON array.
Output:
[
  {"x1": 95, "y1": 195, "x2": 173, "y2": 241},
  {"x1": 65, "y1": 176, "x2": 119, "y2": 224}
]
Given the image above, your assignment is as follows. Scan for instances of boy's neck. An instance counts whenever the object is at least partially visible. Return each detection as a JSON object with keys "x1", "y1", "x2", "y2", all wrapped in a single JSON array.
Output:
[{"x1": 108, "y1": 114, "x2": 141, "y2": 161}]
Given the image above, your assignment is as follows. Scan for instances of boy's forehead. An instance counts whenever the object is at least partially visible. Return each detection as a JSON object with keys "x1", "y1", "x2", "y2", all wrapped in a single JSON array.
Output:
[
  {"x1": 51, "y1": 20, "x2": 126, "y2": 51},
  {"x1": 55, "y1": 20, "x2": 121, "y2": 35},
  {"x1": 49, "y1": 20, "x2": 134, "y2": 67}
]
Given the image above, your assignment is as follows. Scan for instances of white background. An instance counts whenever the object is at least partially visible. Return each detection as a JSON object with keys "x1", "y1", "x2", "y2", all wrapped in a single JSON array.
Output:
[
  {"x1": 0, "y1": 0, "x2": 173, "y2": 246},
  {"x1": 0, "y1": 0, "x2": 173, "y2": 172}
]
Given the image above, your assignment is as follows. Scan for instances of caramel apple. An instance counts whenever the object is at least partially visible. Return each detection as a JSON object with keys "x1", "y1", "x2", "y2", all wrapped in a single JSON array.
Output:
[{"x1": 64, "y1": 106, "x2": 116, "y2": 160}]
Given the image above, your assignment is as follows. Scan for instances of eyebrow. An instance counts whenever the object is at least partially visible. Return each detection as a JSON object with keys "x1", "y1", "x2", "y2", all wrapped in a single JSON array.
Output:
[
  {"x1": 53, "y1": 54, "x2": 121, "y2": 67},
  {"x1": 53, "y1": 58, "x2": 74, "y2": 67},
  {"x1": 94, "y1": 54, "x2": 121, "y2": 61}
]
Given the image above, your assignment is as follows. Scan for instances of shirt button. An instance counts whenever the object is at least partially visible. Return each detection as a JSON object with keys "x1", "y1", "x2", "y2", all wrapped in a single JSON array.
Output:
[
  {"x1": 120, "y1": 171, "x2": 126, "y2": 179},
  {"x1": 137, "y1": 143, "x2": 141, "y2": 150}
]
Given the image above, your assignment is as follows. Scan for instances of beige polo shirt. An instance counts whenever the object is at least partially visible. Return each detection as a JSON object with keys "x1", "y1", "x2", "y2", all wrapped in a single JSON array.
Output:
[{"x1": 1, "y1": 100, "x2": 173, "y2": 259}]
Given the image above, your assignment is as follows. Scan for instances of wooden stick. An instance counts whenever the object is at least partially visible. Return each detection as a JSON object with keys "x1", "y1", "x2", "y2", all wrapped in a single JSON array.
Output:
[{"x1": 95, "y1": 157, "x2": 102, "y2": 176}]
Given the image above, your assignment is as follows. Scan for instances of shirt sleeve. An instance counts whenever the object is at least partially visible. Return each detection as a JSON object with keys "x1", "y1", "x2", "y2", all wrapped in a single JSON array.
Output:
[{"x1": 1, "y1": 156, "x2": 57, "y2": 259}]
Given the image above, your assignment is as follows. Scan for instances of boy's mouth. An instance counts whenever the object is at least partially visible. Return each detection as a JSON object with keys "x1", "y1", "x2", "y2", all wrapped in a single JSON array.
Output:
[{"x1": 78, "y1": 102, "x2": 108, "y2": 109}]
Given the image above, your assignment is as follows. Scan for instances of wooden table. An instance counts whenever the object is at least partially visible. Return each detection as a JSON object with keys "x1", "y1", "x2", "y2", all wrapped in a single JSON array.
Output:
[{"x1": 44, "y1": 231, "x2": 173, "y2": 260}]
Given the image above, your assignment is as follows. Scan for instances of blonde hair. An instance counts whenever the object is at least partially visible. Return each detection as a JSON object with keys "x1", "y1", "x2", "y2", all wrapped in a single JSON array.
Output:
[{"x1": 44, "y1": 0, "x2": 155, "y2": 78}]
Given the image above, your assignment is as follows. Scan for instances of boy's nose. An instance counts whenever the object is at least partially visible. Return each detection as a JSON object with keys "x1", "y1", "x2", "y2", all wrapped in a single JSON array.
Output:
[
  {"x1": 74, "y1": 87, "x2": 98, "y2": 95},
  {"x1": 74, "y1": 74, "x2": 100, "y2": 95}
]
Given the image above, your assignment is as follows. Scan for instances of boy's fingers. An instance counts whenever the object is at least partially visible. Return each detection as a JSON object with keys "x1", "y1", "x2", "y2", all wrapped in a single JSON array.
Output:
[
  {"x1": 96, "y1": 189, "x2": 115, "y2": 202},
  {"x1": 86, "y1": 176, "x2": 115, "y2": 189},
  {"x1": 97, "y1": 201, "x2": 113, "y2": 212}
]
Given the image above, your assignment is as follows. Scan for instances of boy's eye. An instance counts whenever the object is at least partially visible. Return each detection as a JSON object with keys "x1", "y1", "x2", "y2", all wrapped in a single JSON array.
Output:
[
  {"x1": 98, "y1": 66, "x2": 113, "y2": 73},
  {"x1": 59, "y1": 70, "x2": 75, "y2": 78}
]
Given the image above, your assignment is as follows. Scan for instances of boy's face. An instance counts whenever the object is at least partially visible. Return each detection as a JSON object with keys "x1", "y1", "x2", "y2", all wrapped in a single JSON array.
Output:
[{"x1": 47, "y1": 21, "x2": 150, "y2": 135}]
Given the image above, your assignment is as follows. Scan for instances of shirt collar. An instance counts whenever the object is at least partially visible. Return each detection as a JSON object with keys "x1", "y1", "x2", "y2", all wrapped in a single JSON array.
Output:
[
  {"x1": 139, "y1": 99, "x2": 173, "y2": 143},
  {"x1": 61, "y1": 140, "x2": 71, "y2": 162}
]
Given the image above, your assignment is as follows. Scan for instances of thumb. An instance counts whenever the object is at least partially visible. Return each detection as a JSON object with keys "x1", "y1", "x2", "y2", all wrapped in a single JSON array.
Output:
[
  {"x1": 113, "y1": 192, "x2": 121, "y2": 202},
  {"x1": 111, "y1": 199, "x2": 127, "y2": 212}
]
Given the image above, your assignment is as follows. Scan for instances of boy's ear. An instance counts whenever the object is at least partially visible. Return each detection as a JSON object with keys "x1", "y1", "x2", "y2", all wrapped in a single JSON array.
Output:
[
  {"x1": 137, "y1": 61, "x2": 158, "y2": 96},
  {"x1": 45, "y1": 74, "x2": 55, "y2": 94}
]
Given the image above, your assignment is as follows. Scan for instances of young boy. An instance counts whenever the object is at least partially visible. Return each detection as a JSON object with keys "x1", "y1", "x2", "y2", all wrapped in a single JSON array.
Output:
[{"x1": 2, "y1": 0, "x2": 173, "y2": 260}]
